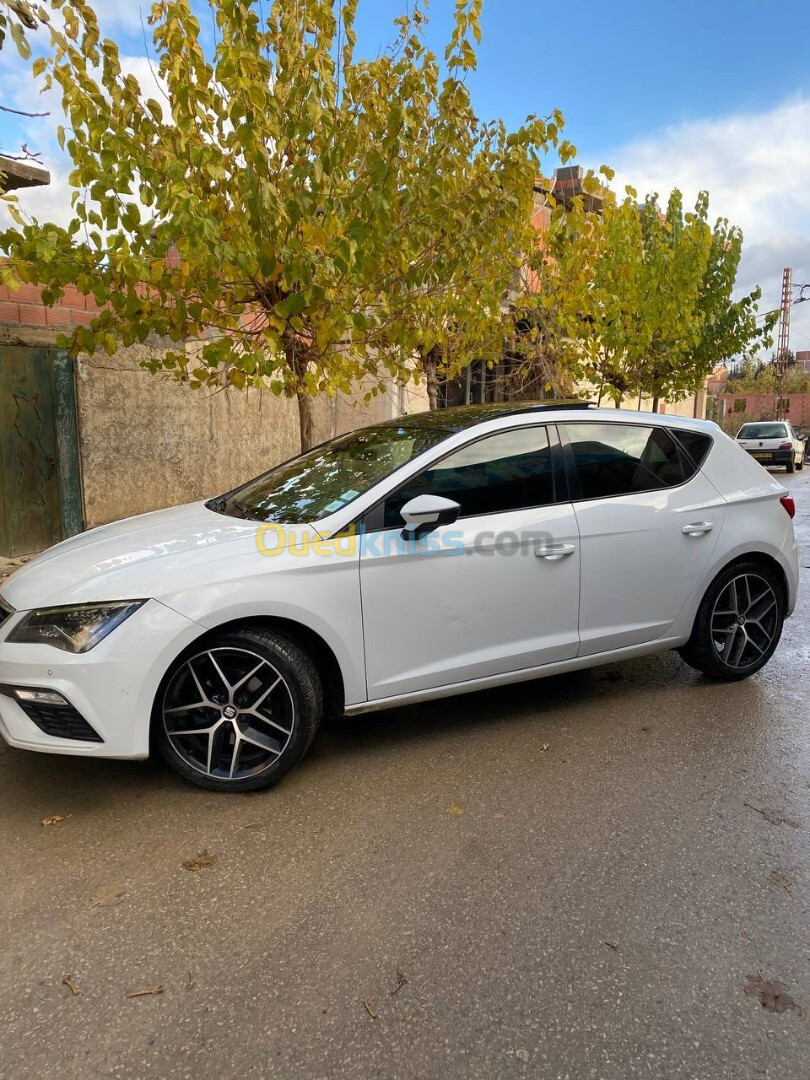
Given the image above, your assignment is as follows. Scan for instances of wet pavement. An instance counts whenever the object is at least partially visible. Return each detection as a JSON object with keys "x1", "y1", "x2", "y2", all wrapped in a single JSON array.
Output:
[{"x1": 1, "y1": 470, "x2": 808, "y2": 1079}]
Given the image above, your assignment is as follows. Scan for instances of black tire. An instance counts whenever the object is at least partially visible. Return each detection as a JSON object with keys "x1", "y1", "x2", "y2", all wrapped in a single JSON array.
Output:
[
  {"x1": 678, "y1": 561, "x2": 785, "y2": 681},
  {"x1": 786, "y1": 459, "x2": 794, "y2": 473},
  {"x1": 796, "y1": 457, "x2": 804, "y2": 471},
  {"x1": 155, "y1": 627, "x2": 322, "y2": 792}
]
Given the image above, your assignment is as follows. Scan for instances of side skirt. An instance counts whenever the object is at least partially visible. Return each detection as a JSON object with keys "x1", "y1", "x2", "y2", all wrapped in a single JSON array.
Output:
[{"x1": 343, "y1": 636, "x2": 686, "y2": 716}]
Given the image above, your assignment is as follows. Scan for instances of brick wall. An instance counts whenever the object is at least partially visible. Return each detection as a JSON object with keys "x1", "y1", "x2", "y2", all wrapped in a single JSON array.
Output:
[
  {"x1": 717, "y1": 392, "x2": 810, "y2": 428},
  {"x1": 0, "y1": 281, "x2": 102, "y2": 333}
]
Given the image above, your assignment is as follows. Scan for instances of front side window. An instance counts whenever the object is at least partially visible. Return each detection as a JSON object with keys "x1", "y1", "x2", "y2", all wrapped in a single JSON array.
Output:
[
  {"x1": 209, "y1": 424, "x2": 452, "y2": 524},
  {"x1": 383, "y1": 426, "x2": 558, "y2": 527},
  {"x1": 564, "y1": 423, "x2": 687, "y2": 499},
  {"x1": 736, "y1": 423, "x2": 789, "y2": 440}
]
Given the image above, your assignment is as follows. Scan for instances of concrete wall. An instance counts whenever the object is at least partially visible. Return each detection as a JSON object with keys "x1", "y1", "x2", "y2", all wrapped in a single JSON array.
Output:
[
  {"x1": 75, "y1": 343, "x2": 325, "y2": 527},
  {"x1": 76, "y1": 344, "x2": 429, "y2": 528},
  {"x1": 0, "y1": 281, "x2": 430, "y2": 529}
]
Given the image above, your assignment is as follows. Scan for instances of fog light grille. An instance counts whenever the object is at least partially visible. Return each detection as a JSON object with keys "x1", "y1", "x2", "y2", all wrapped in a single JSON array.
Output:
[{"x1": 16, "y1": 699, "x2": 103, "y2": 743}]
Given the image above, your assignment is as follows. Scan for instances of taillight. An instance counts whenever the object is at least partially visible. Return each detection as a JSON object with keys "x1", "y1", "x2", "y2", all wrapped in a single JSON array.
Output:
[
  {"x1": 778, "y1": 442, "x2": 793, "y2": 450},
  {"x1": 780, "y1": 495, "x2": 795, "y2": 519}
]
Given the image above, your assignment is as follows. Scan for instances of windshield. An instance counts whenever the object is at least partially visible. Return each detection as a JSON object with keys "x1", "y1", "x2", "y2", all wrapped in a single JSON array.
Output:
[
  {"x1": 208, "y1": 423, "x2": 453, "y2": 524},
  {"x1": 737, "y1": 423, "x2": 788, "y2": 440}
]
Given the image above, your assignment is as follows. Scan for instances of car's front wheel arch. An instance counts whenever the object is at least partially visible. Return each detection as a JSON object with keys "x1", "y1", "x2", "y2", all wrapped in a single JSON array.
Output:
[
  {"x1": 151, "y1": 615, "x2": 345, "y2": 743},
  {"x1": 150, "y1": 620, "x2": 336, "y2": 791}
]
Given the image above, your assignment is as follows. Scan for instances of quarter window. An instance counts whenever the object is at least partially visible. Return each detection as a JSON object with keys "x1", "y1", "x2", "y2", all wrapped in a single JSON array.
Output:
[
  {"x1": 670, "y1": 428, "x2": 712, "y2": 469},
  {"x1": 564, "y1": 423, "x2": 689, "y2": 499},
  {"x1": 383, "y1": 426, "x2": 558, "y2": 527}
]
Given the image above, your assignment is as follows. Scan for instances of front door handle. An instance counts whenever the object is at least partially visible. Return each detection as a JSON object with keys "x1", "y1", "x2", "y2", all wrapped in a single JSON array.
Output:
[
  {"x1": 535, "y1": 543, "x2": 576, "y2": 561},
  {"x1": 681, "y1": 521, "x2": 714, "y2": 536}
]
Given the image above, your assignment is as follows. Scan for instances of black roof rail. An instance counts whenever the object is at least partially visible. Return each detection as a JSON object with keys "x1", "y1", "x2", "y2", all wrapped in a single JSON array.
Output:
[{"x1": 526, "y1": 400, "x2": 596, "y2": 411}]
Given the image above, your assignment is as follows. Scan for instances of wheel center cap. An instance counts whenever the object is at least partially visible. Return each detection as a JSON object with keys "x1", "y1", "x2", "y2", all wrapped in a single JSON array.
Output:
[
  {"x1": 222, "y1": 704, "x2": 238, "y2": 720},
  {"x1": 737, "y1": 615, "x2": 746, "y2": 627}
]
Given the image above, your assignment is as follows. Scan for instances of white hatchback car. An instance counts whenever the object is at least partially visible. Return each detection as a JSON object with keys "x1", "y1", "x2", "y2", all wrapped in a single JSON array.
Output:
[
  {"x1": 0, "y1": 403, "x2": 799, "y2": 791},
  {"x1": 735, "y1": 420, "x2": 805, "y2": 473}
]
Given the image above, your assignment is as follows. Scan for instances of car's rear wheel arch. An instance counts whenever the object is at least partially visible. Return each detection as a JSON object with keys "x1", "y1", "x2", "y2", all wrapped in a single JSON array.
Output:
[
  {"x1": 679, "y1": 553, "x2": 788, "y2": 680},
  {"x1": 716, "y1": 551, "x2": 789, "y2": 608}
]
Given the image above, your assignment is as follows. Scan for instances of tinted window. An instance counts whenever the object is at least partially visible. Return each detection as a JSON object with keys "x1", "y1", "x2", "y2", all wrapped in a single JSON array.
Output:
[
  {"x1": 670, "y1": 428, "x2": 712, "y2": 469},
  {"x1": 736, "y1": 423, "x2": 789, "y2": 439},
  {"x1": 383, "y1": 426, "x2": 558, "y2": 527},
  {"x1": 210, "y1": 424, "x2": 451, "y2": 524},
  {"x1": 565, "y1": 423, "x2": 687, "y2": 499}
]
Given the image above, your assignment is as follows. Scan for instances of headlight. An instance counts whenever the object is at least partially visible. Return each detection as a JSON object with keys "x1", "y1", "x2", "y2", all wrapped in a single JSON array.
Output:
[{"x1": 7, "y1": 601, "x2": 146, "y2": 653}]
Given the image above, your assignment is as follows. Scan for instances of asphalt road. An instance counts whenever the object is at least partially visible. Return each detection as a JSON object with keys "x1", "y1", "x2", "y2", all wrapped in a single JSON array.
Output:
[{"x1": 1, "y1": 471, "x2": 808, "y2": 1080}]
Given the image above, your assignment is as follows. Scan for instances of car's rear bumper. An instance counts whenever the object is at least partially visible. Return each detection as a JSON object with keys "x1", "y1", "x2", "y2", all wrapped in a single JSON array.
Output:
[
  {"x1": 742, "y1": 449, "x2": 794, "y2": 465},
  {"x1": 0, "y1": 600, "x2": 202, "y2": 759}
]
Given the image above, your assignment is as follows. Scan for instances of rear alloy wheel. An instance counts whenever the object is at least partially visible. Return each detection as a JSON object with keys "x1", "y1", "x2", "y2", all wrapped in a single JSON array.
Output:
[
  {"x1": 786, "y1": 459, "x2": 795, "y2": 473},
  {"x1": 678, "y1": 562, "x2": 785, "y2": 680},
  {"x1": 155, "y1": 628, "x2": 322, "y2": 791}
]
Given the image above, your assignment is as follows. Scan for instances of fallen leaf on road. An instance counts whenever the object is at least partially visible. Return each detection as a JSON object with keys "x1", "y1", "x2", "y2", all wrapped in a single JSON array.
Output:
[
  {"x1": 182, "y1": 850, "x2": 218, "y2": 872},
  {"x1": 41, "y1": 814, "x2": 69, "y2": 827},
  {"x1": 126, "y1": 986, "x2": 164, "y2": 999},
  {"x1": 744, "y1": 803, "x2": 801, "y2": 828},
  {"x1": 744, "y1": 973, "x2": 804, "y2": 1016},
  {"x1": 232, "y1": 821, "x2": 264, "y2": 833},
  {"x1": 769, "y1": 869, "x2": 796, "y2": 894},
  {"x1": 604, "y1": 941, "x2": 618, "y2": 950},
  {"x1": 492, "y1": 813, "x2": 506, "y2": 821},
  {"x1": 640, "y1": 725, "x2": 651, "y2": 733},
  {"x1": 61, "y1": 975, "x2": 80, "y2": 997},
  {"x1": 389, "y1": 971, "x2": 407, "y2": 996},
  {"x1": 515, "y1": 1050, "x2": 530, "y2": 1063},
  {"x1": 445, "y1": 803, "x2": 465, "y2": 817},
  {"x1": 362, "y1": 999, "x2": 377, "y2": 1019},
  {"x1": 539, "y1": 743, "x2": 550, "y2": 753},
  {"x1": 88, "y1": 890, "x2": 125, "y2": 909},
  {"x1": 186, "y1": 970, "x2": 196, "y2": 990}
]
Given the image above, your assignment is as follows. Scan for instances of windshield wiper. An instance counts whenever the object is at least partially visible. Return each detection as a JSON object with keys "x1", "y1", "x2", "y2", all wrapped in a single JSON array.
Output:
[
  {"x1": 230, "y1": 500, "x2": 260, "y2": 521},
  {"x1": 205, "y1": 495, "x2": 259, "y2": 520}
]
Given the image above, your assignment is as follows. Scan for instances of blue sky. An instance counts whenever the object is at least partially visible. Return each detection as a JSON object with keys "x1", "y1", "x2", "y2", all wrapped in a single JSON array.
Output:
[
  {"x1": 2, "y1": 0, "x2": 810, "y2": 348},
  {"x1": 350, "y1": 0, "x2": 810, "y2": 159}
]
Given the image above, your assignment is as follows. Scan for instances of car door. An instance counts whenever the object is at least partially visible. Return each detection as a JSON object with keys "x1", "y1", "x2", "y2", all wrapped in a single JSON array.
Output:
[
  {"x1": 358, "y1": 423, "x2": 581, "y2": 700},
  {"x1": 561, "y1": 421, "x2": 726, "y2": 657}
]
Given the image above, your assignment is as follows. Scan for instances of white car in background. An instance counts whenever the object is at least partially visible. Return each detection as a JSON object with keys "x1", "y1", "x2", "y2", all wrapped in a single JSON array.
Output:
[
  {"x1": 0, "y1": 403, "x2": 800, "y2": 792},
  {"x1": 735, "y1": 420, "x2": 805, "y2": 472}
]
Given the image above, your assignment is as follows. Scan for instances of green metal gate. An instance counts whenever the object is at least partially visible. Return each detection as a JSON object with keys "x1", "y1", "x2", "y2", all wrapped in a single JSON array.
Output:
[{"x1": 0, "y1": 346, "x2": 83, "y2": 557}]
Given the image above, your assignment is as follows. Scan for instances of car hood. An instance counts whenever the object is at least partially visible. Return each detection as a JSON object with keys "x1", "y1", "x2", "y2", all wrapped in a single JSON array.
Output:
[{"x1": 1, "y1": 502, "x2": 310, "y2": 611}]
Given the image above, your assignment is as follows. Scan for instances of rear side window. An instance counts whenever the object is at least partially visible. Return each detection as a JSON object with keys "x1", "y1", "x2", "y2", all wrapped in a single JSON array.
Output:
[
  {"x1": 564, "y1": 423, "x2": 690, "y2": 500},
  {"x1": 382, "y1": 426, "x2": 558, "y2": 526},
  {"x1": 669, "y1": 428, "x2": 712, "y2": 470}
]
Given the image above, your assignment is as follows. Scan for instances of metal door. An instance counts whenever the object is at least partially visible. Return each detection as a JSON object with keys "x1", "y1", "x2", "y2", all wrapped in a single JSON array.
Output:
[{"x1": 0, "y1": 346, "x2": 82, "y2": 557}]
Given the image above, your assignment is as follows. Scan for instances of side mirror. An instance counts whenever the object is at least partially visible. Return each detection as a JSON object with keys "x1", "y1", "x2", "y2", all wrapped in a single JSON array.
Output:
[{"x1": 400, "y1": 494, "x2": 460, "y2": 538}]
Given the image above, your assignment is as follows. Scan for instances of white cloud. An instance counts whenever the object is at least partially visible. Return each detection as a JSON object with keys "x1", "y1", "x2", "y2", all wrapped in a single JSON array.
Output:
[{"x1": 607, "y1": 98, "x2": 810, "y2": 353}]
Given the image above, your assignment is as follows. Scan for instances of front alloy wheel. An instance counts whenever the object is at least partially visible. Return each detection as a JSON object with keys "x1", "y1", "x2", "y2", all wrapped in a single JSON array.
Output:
[
  {"x1": 679, "y1": 562, "x2": 785, "y2": 680},
  {"x1": 155, "y1": 628, "x2": 322, "y2": 791}
]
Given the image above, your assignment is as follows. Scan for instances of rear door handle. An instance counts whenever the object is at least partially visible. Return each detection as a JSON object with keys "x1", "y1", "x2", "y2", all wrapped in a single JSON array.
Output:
[
  {"x1": 535, "y1": 543, "x2": 576, "y2": 560},
  {"x1": 681, "y1": 521, "x2": 714, "y2": 536}
]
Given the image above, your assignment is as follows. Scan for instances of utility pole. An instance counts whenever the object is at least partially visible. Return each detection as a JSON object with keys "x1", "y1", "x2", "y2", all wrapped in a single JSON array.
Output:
[{"x1": 774, "y1": 267, "x2": 792, "y2": 420}]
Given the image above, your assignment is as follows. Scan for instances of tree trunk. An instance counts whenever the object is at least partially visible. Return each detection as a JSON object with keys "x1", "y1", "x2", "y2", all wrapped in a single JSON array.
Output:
[
  {"x1": 297, "y1": 391, "x2": 315, "y2": 453},
  {"x1": 423, "y1": 346, "x2": 440, "y2": 411},
  {"x1": 651, "y1": 394, "x2": 660, "y2": 413},
  {"x1": 285, "y1": 339, "x2": 316, "y2": 452}
]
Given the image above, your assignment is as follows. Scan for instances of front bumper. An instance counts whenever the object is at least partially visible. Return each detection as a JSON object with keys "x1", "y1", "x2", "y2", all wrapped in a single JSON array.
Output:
[{"x1": 0, "y1": 599, "x2": 202, "y2": 759}]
